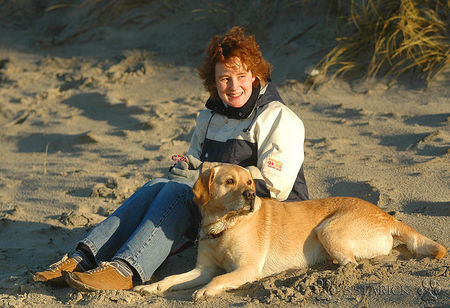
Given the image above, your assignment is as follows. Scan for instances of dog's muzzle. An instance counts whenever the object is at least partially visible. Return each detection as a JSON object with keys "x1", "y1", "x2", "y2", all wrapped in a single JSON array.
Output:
[{"x1": 243, "y1": 189, "x2": 256, "y2": 200}]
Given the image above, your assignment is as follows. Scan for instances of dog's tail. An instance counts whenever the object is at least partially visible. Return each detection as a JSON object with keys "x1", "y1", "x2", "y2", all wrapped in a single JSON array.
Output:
[{"x1": 390, "y1": 218, "x2": 447, "y2": 259}]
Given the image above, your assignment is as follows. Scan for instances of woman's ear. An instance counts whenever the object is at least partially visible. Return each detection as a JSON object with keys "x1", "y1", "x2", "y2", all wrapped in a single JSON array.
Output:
[
  {"x1": 253, "y1": 76, "x2": 262, "y2": 88},
  {"x1": 193, "y1": 167, "x2": 215, "y2": 206}
]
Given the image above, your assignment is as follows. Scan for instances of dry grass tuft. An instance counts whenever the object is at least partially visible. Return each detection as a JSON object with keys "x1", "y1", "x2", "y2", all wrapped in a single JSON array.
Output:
[{"x1": 311, "y1": 0, "x2": 449, "y2": 86}]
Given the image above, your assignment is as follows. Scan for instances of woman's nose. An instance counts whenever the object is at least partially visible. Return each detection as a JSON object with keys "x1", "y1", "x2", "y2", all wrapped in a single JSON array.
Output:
[{"x1": 228, "y1": 77, "x2": 238, "y2": 90}]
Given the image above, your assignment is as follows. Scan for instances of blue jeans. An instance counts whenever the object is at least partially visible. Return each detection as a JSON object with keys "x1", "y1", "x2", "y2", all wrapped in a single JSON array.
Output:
[{"x1": 78, "y1": 178, "x2": 201, "y2": 282}]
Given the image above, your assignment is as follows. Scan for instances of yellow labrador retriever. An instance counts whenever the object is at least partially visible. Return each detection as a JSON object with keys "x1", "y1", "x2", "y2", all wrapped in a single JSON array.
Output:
[{"x1": 134, "y1": 164, "x2": 447, "y2": 300}]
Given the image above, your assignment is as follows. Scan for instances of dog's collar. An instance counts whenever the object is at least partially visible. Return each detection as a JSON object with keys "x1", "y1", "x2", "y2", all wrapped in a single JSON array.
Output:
[
  {"x1": 195, "y1": 230, "x2": 224, "y2": 246},
  {"x1": 203, "y1": 231, "x2": 223, "y2": 240}
]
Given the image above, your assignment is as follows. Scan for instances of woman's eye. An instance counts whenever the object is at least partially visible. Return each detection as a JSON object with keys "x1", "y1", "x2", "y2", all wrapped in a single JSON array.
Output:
[{"x1": 226, "y1": 178, "x2": 234, "y2": 184}]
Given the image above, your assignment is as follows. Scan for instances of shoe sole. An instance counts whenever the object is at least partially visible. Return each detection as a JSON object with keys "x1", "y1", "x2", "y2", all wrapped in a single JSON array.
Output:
[
  {"x1": 65, "y1": 272, "x2": 100, "y2": 292},
  {"x1": 33, "y1": 277, "x2": 66, "y2": 286},
  {"x1": 32, "y1": 272, "x2": 70, "y2": 286}
]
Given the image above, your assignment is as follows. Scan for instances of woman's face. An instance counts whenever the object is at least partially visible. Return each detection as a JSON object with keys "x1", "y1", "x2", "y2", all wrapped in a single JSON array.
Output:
[{"x1": 215, "y1": 57, "x2": 256, "y2": 108}]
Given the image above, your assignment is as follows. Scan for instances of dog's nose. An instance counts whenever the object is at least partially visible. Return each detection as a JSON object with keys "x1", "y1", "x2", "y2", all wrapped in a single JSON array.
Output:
[{"x1": 243, "y1": 189, "x2": 256, "y2": 200}]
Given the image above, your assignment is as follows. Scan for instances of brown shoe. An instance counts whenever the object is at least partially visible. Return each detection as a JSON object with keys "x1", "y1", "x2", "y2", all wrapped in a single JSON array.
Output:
[
  {"x1": 65, "y1": 262, "x2": 133, "y2": 291},
  {"x1": 33, "y1": 254, "x2": 87, "y2": 285}
]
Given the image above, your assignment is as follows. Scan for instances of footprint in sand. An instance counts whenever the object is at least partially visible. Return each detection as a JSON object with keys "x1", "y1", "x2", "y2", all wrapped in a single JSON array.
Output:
[
  {"x1": 62, "y1": 92, "x2": 147, "y2": 131},
  {"x1": 312, "y1": 103, "x2": 365, "y2": 121},
  {"x1": 15, "y1": 131, "x2": 99, "y2": 153},
  {"x1": 404, "y1": 113, "x2": 450, "y2": 128},
  {"x1": 402, "y1": 201, "x2": 450, "y2": 217},
  {"x1": 328, "y1": 179, "x2": 380, "y2": 205}
]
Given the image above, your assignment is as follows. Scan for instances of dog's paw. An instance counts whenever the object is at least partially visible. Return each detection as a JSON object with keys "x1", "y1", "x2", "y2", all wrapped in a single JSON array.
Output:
[
  {"x1": 192, "y1": 286, "x2": 219, "y2": 301},
  {"x1": 133, "y1": 283, "x2": 164, "y2": 296},
  {"x1": 192, "y1": 287, "x2": 207, "y2": 301}
]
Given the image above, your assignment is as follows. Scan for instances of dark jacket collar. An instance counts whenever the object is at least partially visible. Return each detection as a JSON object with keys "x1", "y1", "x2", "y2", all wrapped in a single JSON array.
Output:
[
  {"x1": 205, "y1": 85, "x2": 260, "y2": 119},
  {"x1": 205, "y1": 83, "x2": 283, "y2": 119}
]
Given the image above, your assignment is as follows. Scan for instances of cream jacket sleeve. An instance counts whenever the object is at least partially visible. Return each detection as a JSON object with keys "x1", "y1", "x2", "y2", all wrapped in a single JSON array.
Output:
[{"x1": 247, "y1": 102, "x2": 305, "y2": 201}]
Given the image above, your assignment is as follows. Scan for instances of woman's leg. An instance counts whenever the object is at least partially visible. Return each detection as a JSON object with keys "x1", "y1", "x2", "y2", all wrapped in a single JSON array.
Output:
[
  {"x1": 114, "y1": 181, "x2": 201, "y2": 282},
  {"x1": 66, "y1": 181, "x2": 201, "y2": 289},
  {"x1": 79, "y1": 178, "x2": 169, "y2": 264},
  {"x1": 33, "y1": 178, "x2": 170, "y2": 284}
]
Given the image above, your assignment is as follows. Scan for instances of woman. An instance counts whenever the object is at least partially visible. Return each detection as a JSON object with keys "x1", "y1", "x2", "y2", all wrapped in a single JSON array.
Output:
[{"x1": 33, "y1": 26, "x2": 309, "y2": 291}]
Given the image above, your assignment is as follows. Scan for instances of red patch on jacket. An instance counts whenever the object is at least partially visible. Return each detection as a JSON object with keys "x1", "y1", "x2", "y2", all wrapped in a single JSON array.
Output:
[{"x1": 267, "y1": 158, "x2": 283, "y2": 171}]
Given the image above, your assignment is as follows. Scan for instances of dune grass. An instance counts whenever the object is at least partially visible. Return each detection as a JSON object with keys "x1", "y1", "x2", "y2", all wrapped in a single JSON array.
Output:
[{"x1": 312, "y1": 0, "x2": 449, "y2": 86}]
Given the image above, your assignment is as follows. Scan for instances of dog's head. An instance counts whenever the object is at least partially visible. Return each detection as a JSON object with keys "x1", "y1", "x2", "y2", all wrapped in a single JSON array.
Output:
[{"x1": 193, "y1": 163, "x2": 257, "y2": 219}]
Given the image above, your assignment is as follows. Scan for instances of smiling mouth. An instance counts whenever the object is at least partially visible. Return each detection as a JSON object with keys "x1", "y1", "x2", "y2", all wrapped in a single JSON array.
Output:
[{"x1": 228, "y1": 92, "x2": 243, "y2": 98}]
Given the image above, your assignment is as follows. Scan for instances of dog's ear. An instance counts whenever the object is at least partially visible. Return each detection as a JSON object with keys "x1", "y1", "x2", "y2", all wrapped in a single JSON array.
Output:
[
  {"x1": 193, "y1": 167, "x2": 215, "y2": 206},
  {"x1": 201, "y1": 161, "x2": 221, "y2": 172}
]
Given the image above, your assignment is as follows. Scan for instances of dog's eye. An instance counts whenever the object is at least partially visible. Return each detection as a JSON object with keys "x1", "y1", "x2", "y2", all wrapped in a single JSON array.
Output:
[
  {"x1": 247, "y1": 180, "x2": 252, "y2": 185},
  {"x1": 226, "y1": 178, "x2": 234, "y2": 184}
]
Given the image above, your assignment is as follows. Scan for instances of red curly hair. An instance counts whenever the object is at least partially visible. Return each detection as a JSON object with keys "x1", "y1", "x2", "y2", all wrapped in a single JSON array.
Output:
[{"x1": 198, "y1": 27, "x2": 272, "y2": 99}]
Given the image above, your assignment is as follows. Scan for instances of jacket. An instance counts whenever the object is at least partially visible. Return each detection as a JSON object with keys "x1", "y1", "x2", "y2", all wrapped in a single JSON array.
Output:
[{"x1": 187, "y1": 83, "x2": 308, "y2": 201}]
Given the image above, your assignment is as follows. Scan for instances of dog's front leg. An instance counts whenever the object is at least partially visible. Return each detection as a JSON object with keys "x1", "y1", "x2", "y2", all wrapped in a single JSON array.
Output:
[
  {"x1": 193, "y1": 266, "x2": 259, "y2": 301},
  {"x1": 134, "y1": 266, "x2": 221, "y2": 296}
]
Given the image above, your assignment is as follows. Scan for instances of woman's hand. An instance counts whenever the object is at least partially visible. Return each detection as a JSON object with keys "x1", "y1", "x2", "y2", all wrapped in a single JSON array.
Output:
[
  {"x1": 185, "y1": 155, "x2": 202, "y2": 170},
  {"x1": 168, "y1": 155, "x2": 202, "y2": 183}
]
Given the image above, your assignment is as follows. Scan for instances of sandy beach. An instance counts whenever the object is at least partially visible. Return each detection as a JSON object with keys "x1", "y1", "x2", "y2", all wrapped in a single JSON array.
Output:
[{"x1": 0, "y1": 1, "x2": 448, "y2": 307}]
